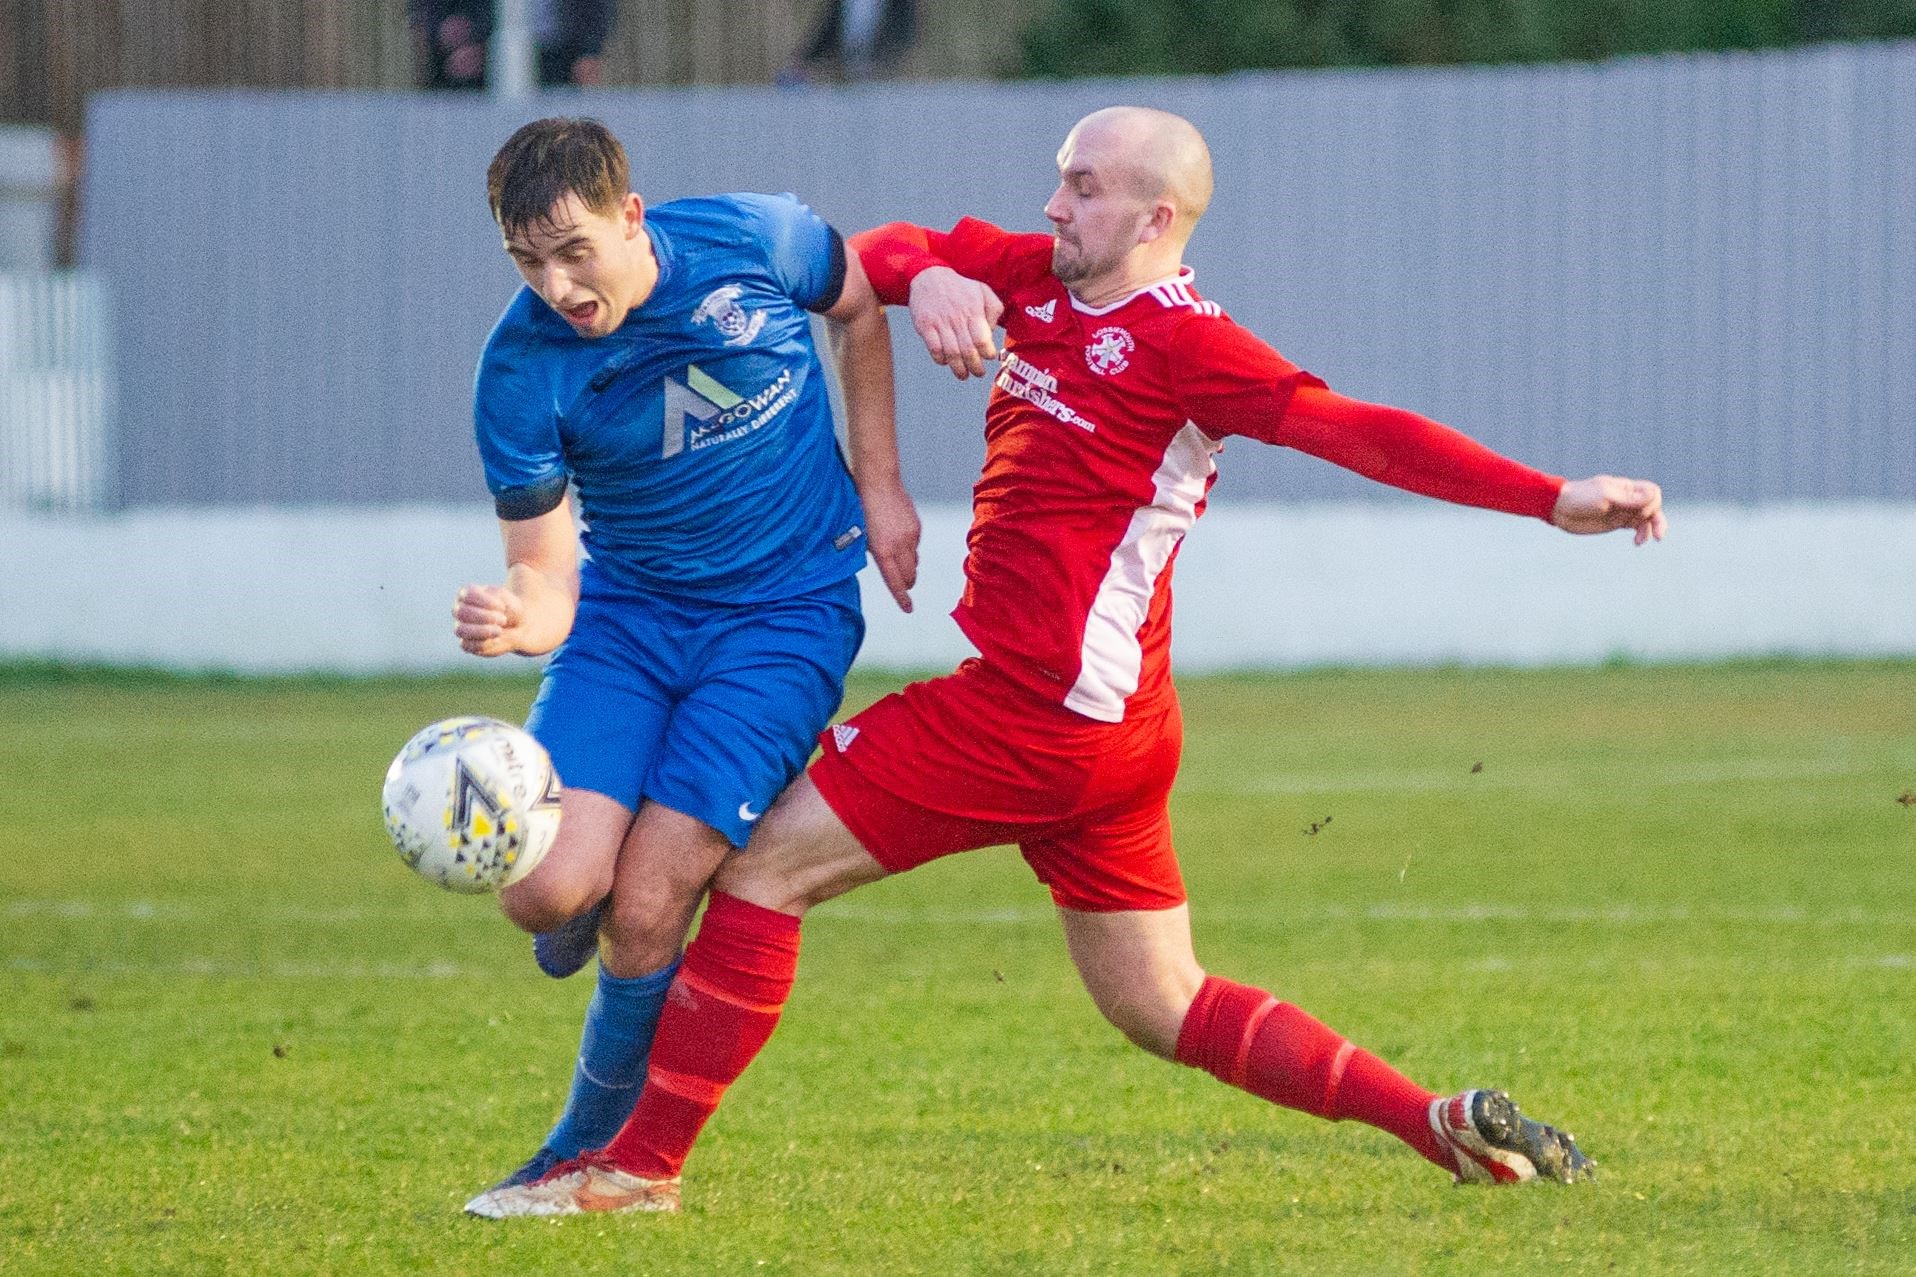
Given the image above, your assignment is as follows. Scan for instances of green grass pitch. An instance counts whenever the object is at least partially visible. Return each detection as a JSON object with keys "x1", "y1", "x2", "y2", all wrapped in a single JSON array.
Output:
[{"x1": 2, "y1": 661, "x2": 1913, "y2": 1274}]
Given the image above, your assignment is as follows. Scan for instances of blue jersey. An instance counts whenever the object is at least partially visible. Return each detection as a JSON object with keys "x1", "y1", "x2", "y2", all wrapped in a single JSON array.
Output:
[{"x1": 474, "y1": 193, "x2": 868, "y2": 604}]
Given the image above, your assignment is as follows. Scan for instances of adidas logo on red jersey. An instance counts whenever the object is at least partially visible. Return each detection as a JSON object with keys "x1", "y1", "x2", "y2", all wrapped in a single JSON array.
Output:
[
  {"x1": 1023, "y1": 299, "x2": 1057, "y2": 323},
  {"x1": 831, "y1": 724, "x2": 860, "y2": 752}
]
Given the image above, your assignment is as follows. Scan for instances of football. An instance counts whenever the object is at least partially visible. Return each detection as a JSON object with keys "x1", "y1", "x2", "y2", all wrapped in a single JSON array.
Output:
[{"x1": 380, "y1": 716, "x2": 562, "y2": 894}]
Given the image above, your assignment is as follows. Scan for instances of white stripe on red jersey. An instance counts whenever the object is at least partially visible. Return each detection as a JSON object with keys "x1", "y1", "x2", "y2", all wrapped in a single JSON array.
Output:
[
  {"x1": 1064, "y1": 422, "x2": 1223, "y2": 720},
  {"x1": 1146, "y1": 279, "x2": 1222, "y2": 317}
]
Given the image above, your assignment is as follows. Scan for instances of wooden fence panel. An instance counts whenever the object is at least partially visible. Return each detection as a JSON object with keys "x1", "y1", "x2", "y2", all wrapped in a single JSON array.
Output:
[{"x1": 3, "y1": 1, "x2": 1033, "y2": 130}]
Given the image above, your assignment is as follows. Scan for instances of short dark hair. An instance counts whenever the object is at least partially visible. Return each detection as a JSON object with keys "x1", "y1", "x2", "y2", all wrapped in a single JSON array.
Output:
[{"x1": 486, "y1": 117, "x2": 630, "y2": 235}]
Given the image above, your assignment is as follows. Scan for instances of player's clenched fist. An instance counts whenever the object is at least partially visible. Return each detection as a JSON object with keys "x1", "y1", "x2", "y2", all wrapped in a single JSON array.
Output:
[
  {"x1": 907, "y1": 265, "x2": 1004, "y2": 380},
  {"x1": 452, "y1": 583, "x2": 527, "y2": 657}
]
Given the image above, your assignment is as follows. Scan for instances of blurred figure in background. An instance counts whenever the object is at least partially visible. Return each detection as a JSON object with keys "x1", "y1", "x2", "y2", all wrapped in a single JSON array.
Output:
[
  {"x1": 536, "y1": 0, "x2": 616, "y2": 89},
  {"x1": 778, "y1": 0, "x2": 917, "y2": 85},
  {"x1": 409, "y1": 0, "x2": 492, "y2": 91},
  {"x1": 54, "y1": 134, "x2": 83, "y2": 269}
]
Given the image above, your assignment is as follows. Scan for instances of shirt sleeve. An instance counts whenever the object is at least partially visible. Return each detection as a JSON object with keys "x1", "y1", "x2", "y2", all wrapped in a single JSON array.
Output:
[
  {"x1": 474, "y1": 314, "x2": 569, "y2": 522},
  {"x1": 851, "y1": 217, "x2": 1054, "y2": 305},
  {"x1": 1171, "y1": 316, "x2": 1564, "y2": 520},
  {"x1": 1170, "y1": 315, "x2": 1327, "y2": 442},
  {"x1": 1275, "y1": 384, "x2": 1566, "y2": 519},
  {"x1": 736, "y1": 192, "x2": 848, "y2": 313}
]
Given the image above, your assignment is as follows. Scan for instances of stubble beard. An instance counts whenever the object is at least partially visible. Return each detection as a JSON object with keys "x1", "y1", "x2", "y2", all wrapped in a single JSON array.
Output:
[{"x1": 1051, "y1": 235, "x2": 1127, "y2": 291}]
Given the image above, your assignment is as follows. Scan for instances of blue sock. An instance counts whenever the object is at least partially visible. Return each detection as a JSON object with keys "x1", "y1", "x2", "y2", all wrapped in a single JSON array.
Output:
[{"x1": 543, "y1": 957, "x2": 681, "y2": 1158}]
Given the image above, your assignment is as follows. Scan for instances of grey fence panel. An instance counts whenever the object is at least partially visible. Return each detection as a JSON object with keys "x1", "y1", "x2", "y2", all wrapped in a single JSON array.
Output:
[{"x1": 78, "y1": 43, "x2": 1916, "y2": 510}]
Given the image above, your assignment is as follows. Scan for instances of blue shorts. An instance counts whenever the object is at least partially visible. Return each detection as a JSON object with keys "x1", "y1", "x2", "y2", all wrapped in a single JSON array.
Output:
[{"x1": 524, "y1": 574, "x2": 864, "y2": 848}]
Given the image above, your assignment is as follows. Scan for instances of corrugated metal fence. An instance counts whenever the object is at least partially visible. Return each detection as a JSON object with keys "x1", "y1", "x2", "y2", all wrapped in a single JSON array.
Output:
[
  {"x1": 61, "y1": 42, "x2": 1916, "y2": 510},
  {"x1": 0, "y1": 272, "x2": 112, "y2": 510}
]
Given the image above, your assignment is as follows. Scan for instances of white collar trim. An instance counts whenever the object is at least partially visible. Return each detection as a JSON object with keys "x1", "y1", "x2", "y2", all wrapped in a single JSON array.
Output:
[{"x1": 1068, "y1": 267, "x2": 1196, "y2": 316}]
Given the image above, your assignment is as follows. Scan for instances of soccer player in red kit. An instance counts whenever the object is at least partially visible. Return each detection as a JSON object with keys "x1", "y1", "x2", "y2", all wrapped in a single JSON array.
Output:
[{"x1": 469, "y1": 105, "x2": 1665, "y2": 1218}]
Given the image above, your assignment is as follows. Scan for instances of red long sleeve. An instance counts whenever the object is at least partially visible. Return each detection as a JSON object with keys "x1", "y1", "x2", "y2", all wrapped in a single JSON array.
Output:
[
  {"x1": 848, "y1": 221, "x2": 945, "y2": 305},
  {"x1": 851, "y1": 218, "x2": 1056, "y2": 306},
  {"x1": 1171, "y1": 317, "x2": 1561, "y2": 520},
  {"x1": 1275, "y1": 384, "x2": 1565, "y2": 521}
]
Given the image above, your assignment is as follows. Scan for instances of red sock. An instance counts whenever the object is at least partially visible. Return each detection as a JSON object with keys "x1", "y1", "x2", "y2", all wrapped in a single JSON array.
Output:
[
  {"x1": 601, "y1": 892, "x2": 800, "y2": 1179},
  {"x1": 1174, "y1": 975, "x2": 1451, "y2": 1171}
]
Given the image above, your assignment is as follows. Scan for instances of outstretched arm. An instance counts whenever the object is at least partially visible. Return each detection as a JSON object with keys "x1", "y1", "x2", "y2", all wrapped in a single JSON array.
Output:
[
  {"x1": 1279, "y1": 384, "x2": 1664, "y2": 543},
  {"x1": 1173, "y1": 319, "x2": 1665, "y2": 542},
  {"x1": 452, "y1": 503, "x2": 581, "y2": 657},
  {"x1": 823, "y1": 250, "x2": 919, "y2": 612}
]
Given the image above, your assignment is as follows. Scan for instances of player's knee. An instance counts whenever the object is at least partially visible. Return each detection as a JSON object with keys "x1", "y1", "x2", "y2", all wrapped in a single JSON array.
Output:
[
  {"x1": 1085, "y1": 971, "x2": 1201, "y2": 1061},
  {"x1": 499, "y1": 880, "x2": 587, "y2": 934},
  {"x1": 708, "y1": 848, "x2": 804, "y2": 912},
  {"x1": 498, "y1": 855, "x2": 613, "y2": 934},
  {"x1": 706, "y1": 812, "x2": 806, "y2": 909},
  {"x1": 710, "y1": 841, "x2": 853, "y2": 915},
  {"x1": 1096, "y1": 993, "x2": 1184, "y2": 1059},
  {"x1": 601, "y1": 877, "x2": 703, "y2": 975}
]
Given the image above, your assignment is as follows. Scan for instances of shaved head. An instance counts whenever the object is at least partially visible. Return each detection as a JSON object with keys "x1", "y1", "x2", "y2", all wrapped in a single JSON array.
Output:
[
  {"x1": 1045, "y1": 105, "x2": 1215, "y2": 301},
  {"x1": 1062, "y1": 106, "x2": 1214, "y2": 230}
]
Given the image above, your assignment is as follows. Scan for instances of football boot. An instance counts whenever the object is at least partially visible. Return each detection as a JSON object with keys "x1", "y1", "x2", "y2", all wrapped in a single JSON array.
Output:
[
  {"x1": 1430, "y1": 1088, "x2": 1595, "y2": 1184},
  {"x1": 532, "y1": 896, "x2": 607, "y2": 979},
  {"x1": 465, "y1": 1151, "x2": 681, "y2": 1217}
]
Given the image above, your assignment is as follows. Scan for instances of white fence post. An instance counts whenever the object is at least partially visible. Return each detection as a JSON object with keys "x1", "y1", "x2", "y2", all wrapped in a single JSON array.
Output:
[
  {"x1": 491, "y1": 0, "x2": 536, "y2": 99},
  {"x1": 0, "y1": 272, "x2": 114, "y2": 512}
]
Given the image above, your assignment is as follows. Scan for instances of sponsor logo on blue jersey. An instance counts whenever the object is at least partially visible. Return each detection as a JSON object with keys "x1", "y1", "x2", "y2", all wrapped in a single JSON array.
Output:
[{"x1": 660, "y1": 363, "x2": 800, "y2": 459}]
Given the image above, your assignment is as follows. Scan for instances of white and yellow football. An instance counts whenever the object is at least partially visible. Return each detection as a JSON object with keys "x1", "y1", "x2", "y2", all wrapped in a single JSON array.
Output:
[{"x1": 380, "y1": 716, "x2": 562, "y2": 894}]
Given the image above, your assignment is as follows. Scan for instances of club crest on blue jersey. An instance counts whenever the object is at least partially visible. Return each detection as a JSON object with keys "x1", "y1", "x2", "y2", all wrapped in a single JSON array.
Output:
[{"x1": 693, "y1": 284, "x2": 767, "y2": 347}]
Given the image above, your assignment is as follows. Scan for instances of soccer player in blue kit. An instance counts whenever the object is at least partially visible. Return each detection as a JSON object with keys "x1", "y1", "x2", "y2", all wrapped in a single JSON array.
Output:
[{"x1": 449, "y1": 117, "x2": 918, "y2": 1203}]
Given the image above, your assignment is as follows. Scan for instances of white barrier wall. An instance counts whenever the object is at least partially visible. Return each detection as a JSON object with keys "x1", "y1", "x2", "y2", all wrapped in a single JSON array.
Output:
[{"x1": 4, "y1": 503, "x2": 1911, "y2": 674}]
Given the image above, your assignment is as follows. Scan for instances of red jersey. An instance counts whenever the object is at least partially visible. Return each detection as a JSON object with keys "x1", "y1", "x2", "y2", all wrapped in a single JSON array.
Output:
[{"x1": 854, "y1": 218, "x2": 1564, "y2": 723}]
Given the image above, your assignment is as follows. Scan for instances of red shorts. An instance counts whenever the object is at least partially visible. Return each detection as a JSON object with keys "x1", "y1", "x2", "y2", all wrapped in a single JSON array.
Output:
[{"x1": 808, "y1": 658, "x2": 1185, "y2": 912}]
